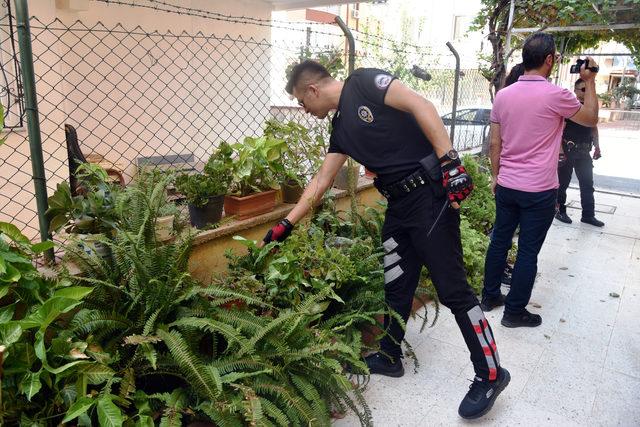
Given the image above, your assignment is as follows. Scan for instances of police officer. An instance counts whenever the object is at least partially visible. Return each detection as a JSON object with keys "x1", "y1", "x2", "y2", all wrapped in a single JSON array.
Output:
[
  {"x1": 262, "y1": 60, "x2": 509, "y2": 419},
  {"x1": 555, "y1": 78, "x2": 604, "y2": 227}
]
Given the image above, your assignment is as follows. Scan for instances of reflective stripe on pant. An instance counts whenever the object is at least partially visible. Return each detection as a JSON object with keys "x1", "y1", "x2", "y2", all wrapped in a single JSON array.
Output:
[{"x1": 379, "y1": 184, "x2": 500, "y2": 380}]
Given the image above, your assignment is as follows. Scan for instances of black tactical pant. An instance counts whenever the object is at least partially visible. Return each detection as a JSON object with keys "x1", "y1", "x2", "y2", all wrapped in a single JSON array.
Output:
[
  {"x1": 557, "y1": 148, "x2": 595, "y2": 218},
  {"x1": 379, "y1": 183, "x2": 500, "y2": 381}
]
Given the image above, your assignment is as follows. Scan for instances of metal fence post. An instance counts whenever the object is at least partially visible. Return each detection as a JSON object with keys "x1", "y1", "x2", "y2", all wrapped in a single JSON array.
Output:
[
  {"x1": 334, "y1": 16, "x2": 354, "y2": 74},
  {"x1": 446, "y1": 42, "x2": 460, "y2": 145},
  {"x1": 14, "y1": 0, "x2": 53, "y2": 261}
]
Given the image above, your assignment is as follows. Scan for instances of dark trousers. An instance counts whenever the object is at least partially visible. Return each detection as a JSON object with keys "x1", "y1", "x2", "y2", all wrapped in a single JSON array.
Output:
[
  {"x1": 380, "y1": 184, "x2": 500, "y2": 381},
  {"x1": 482, "y1": 185, "x2": 556, "y2": 315},
  {"x1": 557, "y1": 150, "x2": 595, "y2": 218}
]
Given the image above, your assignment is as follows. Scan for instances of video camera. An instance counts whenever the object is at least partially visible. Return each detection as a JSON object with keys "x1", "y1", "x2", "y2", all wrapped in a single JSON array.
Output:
[{"x1": 570, "y1": 58, "x2": 599, "y2": 74}]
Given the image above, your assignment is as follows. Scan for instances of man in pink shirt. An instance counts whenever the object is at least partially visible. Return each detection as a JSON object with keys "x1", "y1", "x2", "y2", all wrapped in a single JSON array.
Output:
[{"x1": 480, "y1": 32, "x2": 599, "y2": 327}]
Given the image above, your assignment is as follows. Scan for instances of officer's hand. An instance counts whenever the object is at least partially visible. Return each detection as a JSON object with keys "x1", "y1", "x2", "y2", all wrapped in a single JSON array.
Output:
[
  {"x1": 261, "y1": 218, "x2": 294, "y2": 246},
  {"x1": 593, "y1": 146, "x2": 601, "y2": 160},
  {"x1": 442, "y1": 160, "x2": 473, "y2": 206}
]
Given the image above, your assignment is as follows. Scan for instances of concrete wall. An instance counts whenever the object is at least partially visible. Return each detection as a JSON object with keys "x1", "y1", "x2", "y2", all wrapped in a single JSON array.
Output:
[{"x1": 1, "y1": 0, "x2": 274, "y2": 240}]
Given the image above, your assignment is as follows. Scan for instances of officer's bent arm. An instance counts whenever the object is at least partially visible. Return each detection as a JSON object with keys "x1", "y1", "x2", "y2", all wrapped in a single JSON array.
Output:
[
  {"x1": 284, "y1": 152, "x2": 348, "y2": 225},
  {"x1": 383, "y1": 79, "x2": 454, "y2": 158},
  {"x1": 489, "y1": 123, "x2": 501, "y2": 180}
]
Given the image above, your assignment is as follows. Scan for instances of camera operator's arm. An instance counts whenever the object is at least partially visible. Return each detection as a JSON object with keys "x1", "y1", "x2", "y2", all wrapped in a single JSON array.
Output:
[
  {"x1": 489, "y1": 123, "x2": 501, "y2": 195},
  {"x1": 569, "y1": 57, "x2": 599, "y2": 127}
]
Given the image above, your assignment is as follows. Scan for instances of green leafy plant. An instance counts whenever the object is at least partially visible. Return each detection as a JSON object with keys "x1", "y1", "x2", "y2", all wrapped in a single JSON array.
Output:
[
  {"x1": 229, "y1": 135, "x2": 287, "y2": 196},
  {"x1": 263, "y1": 119, "x2": 326, "y2": 186},
  {"x1": 460, "y1": 155, "x2": 496, "y2": 235},
  {"x1": 46, "y1": 163, "x2": 120, "y2": 235},
  {"x1": 175, "y1": 142, "x2": 233, "y2": 207},
  {"x1": 0, "y1": 222, "x2": 96, "y2": 425}
]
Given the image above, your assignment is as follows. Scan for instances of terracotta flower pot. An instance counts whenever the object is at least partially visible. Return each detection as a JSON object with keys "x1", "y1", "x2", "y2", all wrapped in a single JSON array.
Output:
[
  {"x1": 188, "y1": 195, "x2": 225, "y2": 229},
  {"x1": 224, "y1": 190, "x2": 277, "y2": 220}
]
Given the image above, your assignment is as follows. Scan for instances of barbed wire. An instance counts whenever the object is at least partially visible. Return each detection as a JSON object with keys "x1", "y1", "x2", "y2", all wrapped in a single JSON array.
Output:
[{"x1": 94, "y1": 0, "x2": 440, "y2": 53}]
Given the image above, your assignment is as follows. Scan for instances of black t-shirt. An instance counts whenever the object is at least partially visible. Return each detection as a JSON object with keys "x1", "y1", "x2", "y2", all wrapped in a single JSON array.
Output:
[
  {"x1": 328, "y1": 68, "x2": 433, "y2": 179},
  {"x1": 563, "y1": 119, "x2": 592, "y2": 145}
]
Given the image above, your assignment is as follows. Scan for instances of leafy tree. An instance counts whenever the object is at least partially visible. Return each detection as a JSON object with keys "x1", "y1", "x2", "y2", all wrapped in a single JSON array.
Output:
[{"x1": 473, "y1": 0, "x2": 640, "y2": 99}]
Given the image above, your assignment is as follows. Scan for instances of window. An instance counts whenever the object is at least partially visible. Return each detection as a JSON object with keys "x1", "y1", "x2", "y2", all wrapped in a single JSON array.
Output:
[{"x1": 453, "y1": 16, "x2": 470, "y2": 40}]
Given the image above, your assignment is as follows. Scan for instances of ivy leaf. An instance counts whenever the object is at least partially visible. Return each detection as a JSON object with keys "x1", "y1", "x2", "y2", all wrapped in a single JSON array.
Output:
[
  {"x1": 0, "y1": 322, "x2": 22, "y2": 347},
  {"x1": 62, "y1": 397, "x2": 96, "y2": 423},
  {"x1": 0, "y1": 221, "x2": 30, "y2": 244},
  {"x1": 0, "y1": 303, "x2": 15, "y2": 323},
  {"x1": 97, "y1": 396, "x2": 123, "y2": 427},
  {"x1": 31, "y1": 241, "x2": 55, "y2": 254},
  {"x1": 19, "y1": 370, "x2": 42, "y2": 401}
]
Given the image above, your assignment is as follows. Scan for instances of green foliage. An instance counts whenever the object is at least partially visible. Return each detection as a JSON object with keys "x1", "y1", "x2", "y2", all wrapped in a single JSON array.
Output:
[
  {"x1": 175, "y1": 143, "x2": 233, "y2": 207},
  {"x1": 263, "y1": 119, "x2": 326, "y2": 186},
  {"x1": 287, "y1": 46, "x2": 347, "y2": 81},
  {"x1": 460, "y1": 155, "x2": 495, "y2": 234},
  {"x1": 46, "y1": 163, "x2": 120, "y2": 235},
  {"x1": 472, "y1": 0, "x2": 640, "y2": 96},
  {"x1": 0, "y1": 223, "x2": 95, "y2": 425},
  {"x1": 229, "y1": 135, "x2": 287, "y2": 196},
  {"x1": 612, "y1": 81, "x2": 640, "y2": 109}
]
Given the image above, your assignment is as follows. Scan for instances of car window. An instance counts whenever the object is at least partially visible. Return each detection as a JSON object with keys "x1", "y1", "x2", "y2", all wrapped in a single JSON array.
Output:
[
  {"x1": 455, "y1": 109, "x2": 477, "y2": 122},
  {"x1": 476, "y1": 109, "x2": 491, "y2": 123}
]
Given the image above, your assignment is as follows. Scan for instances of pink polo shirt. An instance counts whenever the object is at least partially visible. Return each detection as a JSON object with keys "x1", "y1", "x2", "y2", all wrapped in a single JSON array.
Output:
[{"x1": 490, "y1": 75, "x2": 581, "y2": 192}]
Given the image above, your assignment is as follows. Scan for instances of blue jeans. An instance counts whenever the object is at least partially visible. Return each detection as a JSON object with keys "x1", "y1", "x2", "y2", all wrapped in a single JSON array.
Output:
[{"x1": 482, "y1": 185, "x2": 557, "y2": 315}]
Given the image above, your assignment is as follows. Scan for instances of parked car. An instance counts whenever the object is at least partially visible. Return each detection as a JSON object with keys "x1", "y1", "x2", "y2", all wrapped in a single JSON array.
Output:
[{"x1": 441, "y1": 107, "x2": 491, "y2": 151}]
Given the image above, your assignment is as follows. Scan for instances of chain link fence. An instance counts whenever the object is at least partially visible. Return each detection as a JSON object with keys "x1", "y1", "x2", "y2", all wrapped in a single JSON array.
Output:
[{"x1": 0, "y1": 3, "x2": 493, "y2": 241}]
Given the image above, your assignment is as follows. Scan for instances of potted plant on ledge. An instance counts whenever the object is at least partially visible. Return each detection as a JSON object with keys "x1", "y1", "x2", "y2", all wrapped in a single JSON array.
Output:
[
  {"x1": 225, "y1": 135, "x2": 286, "y2": 220},
  {"x1": 176, "y1": 142, "x2": 233, "y2": 229},
  {"x1": 264, "y1": 119, "x2": 325, "y2": 203},
  {"x1": 46, "y1": 163, "x2": 119, "y2": 258}
]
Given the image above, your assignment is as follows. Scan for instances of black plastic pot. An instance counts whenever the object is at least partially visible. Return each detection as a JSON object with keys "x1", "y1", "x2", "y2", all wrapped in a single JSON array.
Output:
[
  {"x1": 281, "y1": 179, "x2": 304, "y2": 204},
  {"x1": 188, "y1": 195, "x2": 224, "y2": 229}
]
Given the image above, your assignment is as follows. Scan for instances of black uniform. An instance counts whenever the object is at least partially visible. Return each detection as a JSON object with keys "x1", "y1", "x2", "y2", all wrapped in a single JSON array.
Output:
[
  {"x1": 557, "y1": 119, "x2": 595, "y2": 218},
  {"x1": 330, "y1": 68, "x2": 500, "y2": 381}
]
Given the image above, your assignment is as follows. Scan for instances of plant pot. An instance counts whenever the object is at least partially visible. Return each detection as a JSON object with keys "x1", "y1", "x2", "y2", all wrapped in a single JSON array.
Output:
[
  {"x1": 188, "y1": 195, "x2": 224, "y2": 229},
  {"x1": 333, "y1": 165, "x2": 361, "y2": 190},
  {"x1": 155, "y1": 215, "x2": 174, "y2": 241},
  {"x1": 224, "y1": 190, "x2": 277, "y2": 220},
  {"x1": 360, "y1": 314, "x2": 385, "y2": 348},
  {"x1": 281, "y1": 180, "x2": 304, "y2": 204},
  {"x1": 76, "y1": 233, "x2": 111, "y2": 260}
]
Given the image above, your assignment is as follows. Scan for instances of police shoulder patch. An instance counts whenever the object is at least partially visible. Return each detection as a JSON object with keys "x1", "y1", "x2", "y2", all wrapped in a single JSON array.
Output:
[
  {"x1": 358, "y1": 105, "x2": 374, "y2": 123},
  {"x1": 374, "y1": 74, "x2": 392, "y2": 90}
]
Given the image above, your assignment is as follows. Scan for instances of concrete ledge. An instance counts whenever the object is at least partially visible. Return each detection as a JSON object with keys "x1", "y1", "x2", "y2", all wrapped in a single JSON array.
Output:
[{"x1": 188, "y1": 177, "x2": 381, "y2": 283}]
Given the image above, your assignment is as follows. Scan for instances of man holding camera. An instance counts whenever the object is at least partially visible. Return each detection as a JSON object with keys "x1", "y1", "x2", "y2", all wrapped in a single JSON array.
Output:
[
  {"x1": 262, "y1": 60, "x2": 509, "y2": 419},
  {"x1": 555, "y1": 78, "x2": 604, "y2": 227},
  {"x1": 481, "y1": 32, "x2": 599, "y2": 327}
]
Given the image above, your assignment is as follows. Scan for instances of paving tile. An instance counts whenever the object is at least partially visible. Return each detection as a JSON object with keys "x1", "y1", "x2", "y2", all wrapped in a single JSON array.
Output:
[
  {"x1": 591, "y1": 369, "x2": 640, "y2": 427},
  {"x1": 604, "y1": 324, "x2": 640, "y2": 380},
  {"x1": 522, "y1": 348, "x2": 603, "y2": 424}
]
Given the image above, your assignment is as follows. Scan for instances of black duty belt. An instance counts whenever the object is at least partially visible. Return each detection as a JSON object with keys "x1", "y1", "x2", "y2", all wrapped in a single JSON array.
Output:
[{"x1": 374, "y1": 169, "x2": 430, "y2": 200}]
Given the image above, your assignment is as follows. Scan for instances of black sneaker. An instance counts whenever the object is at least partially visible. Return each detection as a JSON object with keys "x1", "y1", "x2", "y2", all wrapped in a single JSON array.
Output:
[
  {"x1": 501, "y1": 309, "x2": 542, "y2": 328},
  {"x1": 364, "y1": 352, "x2": 404, "y2": 378},
  {"x1": 480, "y1": 294, "x2": 505, "y2": 312},
  {"x1": 555, "y1": 211, "x2": 572, "y2": 224},
  {"x1": 458, "y1": 367, "x2": 511, "y2": 419},
  {"x1": 581, "y1": 216, "x2": 604, "y2": 227}
]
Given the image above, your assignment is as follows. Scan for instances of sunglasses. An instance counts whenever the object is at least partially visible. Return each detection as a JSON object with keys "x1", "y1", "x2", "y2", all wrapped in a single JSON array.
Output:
[{"x1": 576, "y1": 87, "x2": 586, "y2": 92}]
